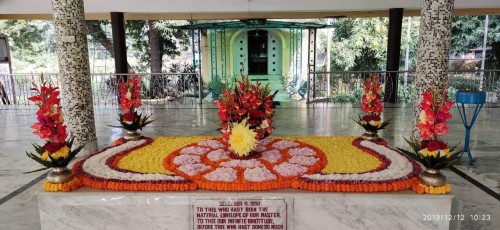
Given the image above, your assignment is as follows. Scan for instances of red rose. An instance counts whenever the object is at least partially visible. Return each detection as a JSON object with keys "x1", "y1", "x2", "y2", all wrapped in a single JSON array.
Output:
[
  {"x1": 43, "y1": 142, "x2": 65, "y2": 153},
  {"x1": 420, "y1": 140, "x2": 428, "y2": 149},
  {"x1": 438, "y1": 141, "x2": 448, "y2": 149},
  {"x1": 427, "y1": 140, "x2": 440, "y2": 151},
  {"x1": 363, "y1": 115, "x2": 380, "y2": 121},
  {"x1": 249, "y1": 110, "x2": 264, "y2": 119},
  {"x1": 123, "y1": 112, "x2": 135, "y2": 122}
]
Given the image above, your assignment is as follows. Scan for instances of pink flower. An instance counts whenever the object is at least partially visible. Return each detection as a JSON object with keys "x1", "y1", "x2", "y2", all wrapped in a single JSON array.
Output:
[{"x1": 434, "y1": 122, "x2": 449, "y2": 136}]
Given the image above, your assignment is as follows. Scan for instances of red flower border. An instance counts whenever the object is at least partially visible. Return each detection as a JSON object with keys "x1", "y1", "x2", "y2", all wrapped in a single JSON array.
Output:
[{"x1": 73, "y1": 138, "x2": 197, "y2": 191}]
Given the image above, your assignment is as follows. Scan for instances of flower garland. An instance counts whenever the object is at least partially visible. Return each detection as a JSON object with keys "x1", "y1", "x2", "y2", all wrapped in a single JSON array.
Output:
[
  {"x1": 412, "y1": 183, "x2": 451, "y2": 195},
  {"x1": 114, "y1": 76, "x2": 153, "y2": 131},
  {"x1": 355, "y1": 76, "x2": 390, "y2": 132},
  {"x1": 73, "y1": 138, "x2": 197, "y2": 191},
  {"x1": 43, "y1": 177, "x2": 82, "y2": 192},
  {"x1": 293, "y1": 138, "x2": 421, "y2": 192},
  {"x1": 73, "y1": 136, "x2": 421, "y2": 192}
]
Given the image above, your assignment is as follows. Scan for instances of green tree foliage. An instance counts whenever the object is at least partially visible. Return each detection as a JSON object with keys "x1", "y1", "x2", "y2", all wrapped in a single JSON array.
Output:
[
  {"x1": 451, "y1": 16, "x2": 500, "y2": 69},
  {"x1": 125, "y1": 20, "x2": 190, "y2": 73},
  {"x1": 399, "y1": 17, "x2": 420, "y2": 71},
  {"x1": 329, "y1": 17, "x2": 389, "y2": 71},
  {"x1": 328, "y1": 17, "x2": 420, "y2": 72},
  {"x1": 0, "y1": 20, "x2": 58, "y2": 72}
]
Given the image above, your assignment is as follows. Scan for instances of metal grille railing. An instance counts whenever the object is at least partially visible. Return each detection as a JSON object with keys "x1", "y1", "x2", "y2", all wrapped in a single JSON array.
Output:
[
  {"x1": 0, "y1": 73, "x2": 204, "y2": 106},
  {"x1": 2, "y1": 70, "x2": 500, "y2": 105},
  {"x1": 310, "y1": 70, "x2": 500, "y2": 103}
]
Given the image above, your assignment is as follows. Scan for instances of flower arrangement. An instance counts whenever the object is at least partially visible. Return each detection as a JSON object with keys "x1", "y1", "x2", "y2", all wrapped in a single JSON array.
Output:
[
  {"x1": 400, "y1": 86, "x2": 461, "y2": 170},
  {"x1": 214, "y1": 75, "x2": 277, "y2": 156},
  {"x1": 26, "y1": 76, "x2": 84, "y2": 173},
  {"x1": 355, "y1": 76, "x2": 390, "y2": 132},
  {"x1": 114, "y1": 76, "x2": 153, "y2": 131}
]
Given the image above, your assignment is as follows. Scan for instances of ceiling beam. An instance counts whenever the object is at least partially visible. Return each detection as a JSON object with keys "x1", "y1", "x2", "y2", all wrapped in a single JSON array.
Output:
[{"x1": 0, "y1": 8, "x2": 499, "y2": 20}]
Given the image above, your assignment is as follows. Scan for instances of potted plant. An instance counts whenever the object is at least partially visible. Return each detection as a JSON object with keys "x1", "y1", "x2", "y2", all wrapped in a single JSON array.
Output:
[
  {"x1": 26, "y1": 76, "x2": 84, "y2": 185},
  {"x1": 399, "y1": 86, "x2": 462, "y2": 187},
  {"x1": 354, "y1": 76, "x2": 390, "y2": 140},
  {"x1": 113, "y1": 76, "x2": 153, "y2": 140}
]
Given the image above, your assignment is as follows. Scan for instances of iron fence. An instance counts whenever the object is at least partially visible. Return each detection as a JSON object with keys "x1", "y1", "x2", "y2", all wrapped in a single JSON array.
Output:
[
  {"x1": 0, "y1": 73, "x2": 203, "y2": 106},
  {"x1": 2, "y1": 70, "x2": 500, "y2": 106},
  {"x1": 311, "y1": 70, "x2": 500, "y2": 103}
]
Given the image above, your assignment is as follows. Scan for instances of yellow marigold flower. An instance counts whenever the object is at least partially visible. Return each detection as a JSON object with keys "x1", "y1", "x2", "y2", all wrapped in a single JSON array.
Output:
[
  {"x1": 52, "y1": 146, "x2": 70, "y2": 159},
  {"x1": 420, "y1": 148, "x2": 438, "y2": 158},
  {"x1": 441, "y1": 149, "x2": 451, "y2": 158},
  {"x1": 41, "y1": 151, "x2": 50, "y2": 161},
  {"x1": 229, "y1": 120, "x2": 258, "y2": 157},
  {"x1": 368, "y1": 120, "x2": 382, "y2": 128}
]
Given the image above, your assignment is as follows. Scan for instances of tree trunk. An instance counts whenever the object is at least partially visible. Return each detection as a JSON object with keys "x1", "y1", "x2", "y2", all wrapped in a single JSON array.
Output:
[
  {"x1": 0, "y1": 82, "x2": 10, "y2": 105},
  {"x1": 147, "y1": 20, "x2": 163, "y2": 98},
  {"x1": 85, "y1": 22, "x2": 134, "y2": 73}
]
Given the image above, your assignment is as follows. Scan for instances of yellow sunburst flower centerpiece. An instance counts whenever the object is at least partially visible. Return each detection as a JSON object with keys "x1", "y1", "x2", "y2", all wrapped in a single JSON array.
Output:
[{"x1": 228, "y1": 119, "x2": 258, "y2": 158}]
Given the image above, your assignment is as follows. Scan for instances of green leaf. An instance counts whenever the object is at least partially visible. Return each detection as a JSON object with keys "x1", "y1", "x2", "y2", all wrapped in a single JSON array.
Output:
[{"x1": 23, "y1": 167, "x2": 49, "y2": 174}]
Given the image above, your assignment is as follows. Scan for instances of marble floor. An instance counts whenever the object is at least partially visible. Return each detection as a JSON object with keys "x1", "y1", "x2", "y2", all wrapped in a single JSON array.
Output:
[{"x1": 0, "y1": 102, "x2": 499, "y2": 229}]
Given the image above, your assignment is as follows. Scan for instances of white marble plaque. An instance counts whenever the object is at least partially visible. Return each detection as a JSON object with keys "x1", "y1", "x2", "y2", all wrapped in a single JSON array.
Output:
[{"x1": 192, "y1": 199, "x2": 287, "y2": 230}]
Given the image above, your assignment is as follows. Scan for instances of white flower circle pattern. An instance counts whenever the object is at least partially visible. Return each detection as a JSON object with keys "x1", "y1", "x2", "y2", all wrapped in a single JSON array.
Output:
[
  {"x1": 204, "y1": 167, "x2": 238, "y2": 182},
  {"x1": 173, "y1": 154, "x2": 201, "y2": 165},
  {"x1": 166, "y1": 138, "x2": 327, "y2": 191}
]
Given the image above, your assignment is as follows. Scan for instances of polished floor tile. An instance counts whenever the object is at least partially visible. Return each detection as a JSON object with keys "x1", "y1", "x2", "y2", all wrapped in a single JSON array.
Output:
[{"x1": 0, "y1": 102, "x2": 499, "y2": 229}]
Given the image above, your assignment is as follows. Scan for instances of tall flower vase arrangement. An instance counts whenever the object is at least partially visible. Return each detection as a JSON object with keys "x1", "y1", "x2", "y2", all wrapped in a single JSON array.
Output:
[
  {"x1": 214, "y1": 75, "x2": 277, "y2": 158},
  {"x1": 355, "y1": 76, "x2": 390, "y2": 141},
  {"x1": 26, "y1": 76, "x2": 84, "y2": 192},
  {"x1": 113, "y1": 76, "x2": 153, "y2": 141},
  {"x1": 399, "y1": 86, "x2": 461, "y2": 194}
]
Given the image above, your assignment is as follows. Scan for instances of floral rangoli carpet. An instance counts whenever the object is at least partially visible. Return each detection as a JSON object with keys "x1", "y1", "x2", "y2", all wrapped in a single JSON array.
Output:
[{"x1": 73, "y1": 136, "x2": 421, "y2": 192}]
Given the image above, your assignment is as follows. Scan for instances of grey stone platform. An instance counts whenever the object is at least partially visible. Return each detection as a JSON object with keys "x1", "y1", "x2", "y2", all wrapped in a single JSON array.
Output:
[{"x1": 38, "y1": 188, "x2": 458, "y2": 230}]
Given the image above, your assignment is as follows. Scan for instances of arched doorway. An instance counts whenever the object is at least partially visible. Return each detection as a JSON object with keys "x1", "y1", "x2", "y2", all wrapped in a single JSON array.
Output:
[
  {"x1": 248, "y1": 30, "x2": 268, "y2": 75},
  {"x1": 232, "y1": 30, "x2": 282, "y2": 77}
]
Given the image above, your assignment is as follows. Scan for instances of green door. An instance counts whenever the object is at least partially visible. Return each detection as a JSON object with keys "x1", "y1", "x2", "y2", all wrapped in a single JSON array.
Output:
[
  {"x1": 267, "y1": 31, "x2": 282, "y2": 75},
  {"x1": 233, "y1": 32, "x2": 248, "y2": 76}
]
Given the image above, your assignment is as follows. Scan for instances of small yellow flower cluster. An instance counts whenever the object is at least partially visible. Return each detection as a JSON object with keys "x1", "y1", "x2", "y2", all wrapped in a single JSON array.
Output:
[
  {"x1": 419, "y1": 148, "x2": 451, "y2": 158},
  {"x1": 284, "y1": 136, "x2": 381, "y2": 174},
  {"x1": 368, "y1": 120, "x2": 382, "y2": 128},
  {"x1": 413, "y1": 182, "x2": 451, "y2": 194},
  {"x1": 43, "y1": 177, "x2": 81, "y2": 192},
  {"x1": 118, "y1": 136, "x2": 210, "y2": 174},
  {"x1": 41, "y1": 146, "x2": 70, "y2": 162}
]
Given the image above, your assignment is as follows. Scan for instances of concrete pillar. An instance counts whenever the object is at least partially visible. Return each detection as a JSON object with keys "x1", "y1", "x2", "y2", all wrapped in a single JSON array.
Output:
[
  {"x1": 385, "y1": 8, "x2": 404, "y2": 103},
  {"x1": 111, "y1": 12, "x2": 128, "y2": 75},
  {"x1": 51, "y1": 0, "x2": 98, "y2": 155},
  {"x1": 413, "y1": 0, "x2": 454, "y2": 137},
  {"x1": 306, "y1": 28, "x2": 316, "y2": 104}
]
